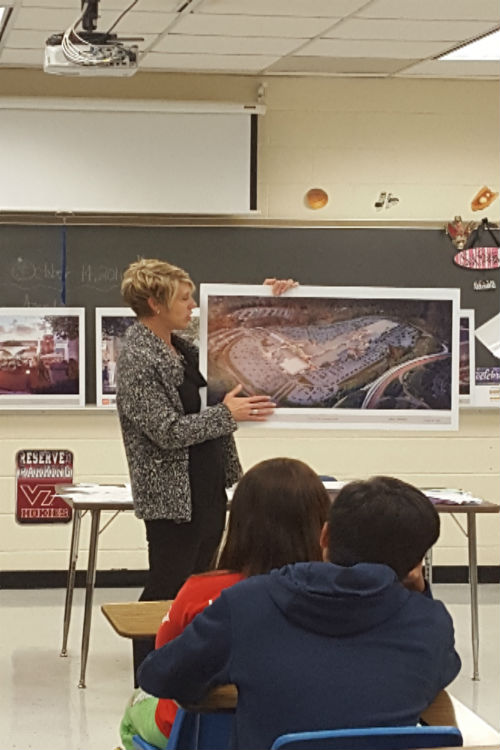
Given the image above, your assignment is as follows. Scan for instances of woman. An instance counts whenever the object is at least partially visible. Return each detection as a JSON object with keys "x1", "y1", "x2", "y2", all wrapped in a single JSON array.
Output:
[
  {"x1": 116, "y1": 259, "x2": 285, "y2": 673},
  {"x1": 119, "y1": 457, "x2": 331, "y2": 750}
]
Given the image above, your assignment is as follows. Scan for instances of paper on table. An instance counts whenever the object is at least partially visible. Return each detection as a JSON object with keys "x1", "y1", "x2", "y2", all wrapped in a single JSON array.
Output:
[{"x1": 423, "y1": 489, "x2": 483, "y2": 505}]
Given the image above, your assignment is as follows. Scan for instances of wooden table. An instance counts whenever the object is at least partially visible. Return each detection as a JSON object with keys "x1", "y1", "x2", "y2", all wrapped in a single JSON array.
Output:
[
  {"x1": 58, "y1": 482, "x2": 498, "y2": 687},
  {"x1": 55, "y1": 484, "x2": 134, "y2": 688},
  {"x1": 101, "y1": 600, "x2": 173, "y2": 639},
  {"x1": 181, "y1": 687, "x2": 500, "y2": 747},
  {"x1": 426, "y1": 500, "x2": 499, "y2": 680}
]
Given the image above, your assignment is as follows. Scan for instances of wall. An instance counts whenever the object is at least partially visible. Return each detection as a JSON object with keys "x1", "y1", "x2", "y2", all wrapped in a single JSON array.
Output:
[
  {"x1": 0, "y1": 409, "x2": 498, "y2": 572},
  {"x1": 256, "y1": 77, "x2": 499, "y2": 222},
  {"x1": 0, "y1": 72, "x2": 498, "y2": 576}
]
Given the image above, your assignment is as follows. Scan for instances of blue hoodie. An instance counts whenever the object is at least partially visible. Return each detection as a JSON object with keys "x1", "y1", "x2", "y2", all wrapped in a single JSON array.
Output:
[{"x1": 138, "y1": 562, "x2": 460, "y2": 750}]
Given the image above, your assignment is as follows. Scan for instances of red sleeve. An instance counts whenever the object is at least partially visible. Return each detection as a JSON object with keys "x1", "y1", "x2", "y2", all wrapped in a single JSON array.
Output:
[
  {"x1": 155, "y1": 572, "x2": 244, "y2": 649},
  {"x1": 155, "y1": 579, "x2": 195, "y2": 647}
]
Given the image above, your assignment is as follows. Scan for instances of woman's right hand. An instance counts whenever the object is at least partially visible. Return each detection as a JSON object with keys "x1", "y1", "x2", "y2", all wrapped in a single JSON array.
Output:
[{"x1": 223, "y1": 384, "x2": 276, "y2": 422}]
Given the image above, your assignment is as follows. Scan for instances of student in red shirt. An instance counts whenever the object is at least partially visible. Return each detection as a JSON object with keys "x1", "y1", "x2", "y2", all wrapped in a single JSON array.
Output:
[{"x1": 119, "y1": 457, "x2": 330, "y2": 750}]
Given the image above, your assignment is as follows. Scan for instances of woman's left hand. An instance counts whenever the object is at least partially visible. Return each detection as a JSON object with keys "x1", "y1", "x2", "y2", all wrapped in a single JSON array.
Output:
[{"x1": 263, "y1": 278, "x2": 299, "y2": 296}]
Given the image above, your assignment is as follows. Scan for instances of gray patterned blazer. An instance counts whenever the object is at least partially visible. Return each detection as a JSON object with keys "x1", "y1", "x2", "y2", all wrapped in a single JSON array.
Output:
[{"x1": 116, "y1": 322, "x2": 242, "y2": 522}]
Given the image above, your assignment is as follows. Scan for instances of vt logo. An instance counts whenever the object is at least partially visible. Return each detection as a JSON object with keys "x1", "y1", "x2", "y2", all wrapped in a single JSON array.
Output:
[{"x1": 20, "y1": 485, "x2": 54, "y2": 506}]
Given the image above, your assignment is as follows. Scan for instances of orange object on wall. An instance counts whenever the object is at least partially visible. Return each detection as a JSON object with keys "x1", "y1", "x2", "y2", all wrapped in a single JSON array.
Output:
[{"x1": 471, "y1": 186, "x2": 498, "y2": 212}]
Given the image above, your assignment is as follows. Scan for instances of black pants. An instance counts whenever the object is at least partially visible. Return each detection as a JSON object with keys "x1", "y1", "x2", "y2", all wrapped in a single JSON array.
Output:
[{"x1": 133, "y1": 497, "x2": 226, "y2": 682}]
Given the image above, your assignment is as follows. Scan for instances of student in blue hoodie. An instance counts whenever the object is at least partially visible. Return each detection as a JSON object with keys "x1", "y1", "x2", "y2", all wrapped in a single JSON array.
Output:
[{"x1": 138, "y1": 475, "x2": 461, "y2": 750}]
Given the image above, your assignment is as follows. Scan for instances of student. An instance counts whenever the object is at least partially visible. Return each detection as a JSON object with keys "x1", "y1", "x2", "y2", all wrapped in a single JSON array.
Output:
[
  {"x1": 119, "y1": 457, "x2": 330, "y2": 750},
  {"x1": 138, "y1": 476, "x2": 461, "y2": 750}
]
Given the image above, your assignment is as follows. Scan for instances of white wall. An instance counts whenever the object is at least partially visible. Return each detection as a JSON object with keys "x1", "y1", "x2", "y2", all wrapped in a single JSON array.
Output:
[
  {"x1": 257, "y1": 78, "x2": 499, "y2": 222},
  {"x1": 0, "y1": 73, "x2": 498, "y2": 575},
  {"x1": 0, "y1": 409, "x2": 498, "y2": 572}
]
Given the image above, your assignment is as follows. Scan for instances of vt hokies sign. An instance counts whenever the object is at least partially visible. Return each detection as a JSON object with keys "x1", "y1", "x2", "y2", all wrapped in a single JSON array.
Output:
[{"x1": 16, "y1": 449, "x2": 73, "y2": 524}]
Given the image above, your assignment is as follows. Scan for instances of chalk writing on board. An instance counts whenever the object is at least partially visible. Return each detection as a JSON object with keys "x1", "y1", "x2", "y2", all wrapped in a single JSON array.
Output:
[
  {"x1": 9, "y1": 258, "x2": 65, "y2": 287},
  {"x1": 80, "y1": 263, "x2": 121, "y2": 291}
]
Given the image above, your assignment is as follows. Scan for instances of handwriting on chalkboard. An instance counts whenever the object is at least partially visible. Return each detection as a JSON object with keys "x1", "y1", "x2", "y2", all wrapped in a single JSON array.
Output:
[
  {"x1": 10, "y1": 258, "x2": 64, "y2": 286},
  {"x1": 80, "y1": 263, "x2": 121, "y2": 291}
]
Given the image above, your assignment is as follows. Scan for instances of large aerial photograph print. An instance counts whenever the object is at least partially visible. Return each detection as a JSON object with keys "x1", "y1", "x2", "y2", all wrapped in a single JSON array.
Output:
[{"x1": 200, "y1": 285, "x2": 460, "y2": 430}]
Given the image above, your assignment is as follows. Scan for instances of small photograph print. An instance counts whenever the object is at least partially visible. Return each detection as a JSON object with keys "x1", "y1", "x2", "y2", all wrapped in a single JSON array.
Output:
[
  {"x1": 0, "y1": 308, "x2": 85, "y2": 407},
  {"x1": 200, "y1": 285, "x2": 459, "y2": 430},
  {"x1": 96, "y1": 308, "x2": 200, "y2": 407},
  {"x1": 96, "y1": 308, "x2": 135, "y2": 406},
  {"x1": 459, "y1": 310, "x2": 475, "y2": 402}
]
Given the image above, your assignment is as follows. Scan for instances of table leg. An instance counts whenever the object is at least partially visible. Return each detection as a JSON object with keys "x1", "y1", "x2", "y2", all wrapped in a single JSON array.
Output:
[
  {"x1": 78, "y1": 509, "x2": 101, "y2": 688},
  {"x1": 467, "y1": 512, "x2": 479, "y2": 680},
  {"x1": 424, "y1": 547, "x2": 433, "y2": 585},
  {"x1": 60, "y1": 508, "x2": 83, "y2": 657}
]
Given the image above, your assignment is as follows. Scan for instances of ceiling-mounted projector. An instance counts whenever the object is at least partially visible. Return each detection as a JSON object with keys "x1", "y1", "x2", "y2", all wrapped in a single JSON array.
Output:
[{"x1": 44, "y1": 32, "x2": 138, "y2": 76}]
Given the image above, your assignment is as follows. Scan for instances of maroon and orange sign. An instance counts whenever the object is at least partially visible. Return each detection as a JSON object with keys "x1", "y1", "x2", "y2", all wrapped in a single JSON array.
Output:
[{"x1": 16, "y1": 450, "x2": 73, "y2": 524}]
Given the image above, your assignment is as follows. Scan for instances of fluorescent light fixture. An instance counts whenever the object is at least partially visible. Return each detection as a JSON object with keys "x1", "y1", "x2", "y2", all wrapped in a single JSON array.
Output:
[
  {"x1": 439, "y1": 28, "x2": 500, "y2": 61},
  {"x1": 0, "y1": 5, "x2": 12, "y2": 41}
]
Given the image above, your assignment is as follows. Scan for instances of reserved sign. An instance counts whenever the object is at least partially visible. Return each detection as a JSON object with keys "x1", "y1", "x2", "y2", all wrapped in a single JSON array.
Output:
[{"x1": 16, "y1": 449, "x2": 73, "y2": 524}]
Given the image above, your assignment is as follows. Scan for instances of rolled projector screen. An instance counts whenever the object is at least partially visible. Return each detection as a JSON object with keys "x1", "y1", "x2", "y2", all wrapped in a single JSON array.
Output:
[{"x1": 0, "y1": 98, "x2": 259, "y2": 214}]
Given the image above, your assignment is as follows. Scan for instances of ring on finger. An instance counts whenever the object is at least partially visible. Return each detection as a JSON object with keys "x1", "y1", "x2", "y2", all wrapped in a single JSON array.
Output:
[{"x1": 251, "y1": 408, "x2": 259, "y2": 415}]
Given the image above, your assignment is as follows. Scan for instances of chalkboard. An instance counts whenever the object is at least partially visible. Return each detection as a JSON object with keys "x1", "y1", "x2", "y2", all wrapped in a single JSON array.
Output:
[{"x1": 1, "y1": 224, "x2": 498, "y2": 403}]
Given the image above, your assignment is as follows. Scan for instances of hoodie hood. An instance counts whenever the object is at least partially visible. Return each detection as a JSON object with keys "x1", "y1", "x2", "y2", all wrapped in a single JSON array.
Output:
[{"x1": 264, "y1": 562, "x2": 411, "y2": 637}]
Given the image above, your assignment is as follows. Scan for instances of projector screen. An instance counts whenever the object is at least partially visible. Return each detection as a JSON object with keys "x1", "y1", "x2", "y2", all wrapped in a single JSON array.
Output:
[{"x1": 0, "y1": 98, "x2": 259, "y2": 214}]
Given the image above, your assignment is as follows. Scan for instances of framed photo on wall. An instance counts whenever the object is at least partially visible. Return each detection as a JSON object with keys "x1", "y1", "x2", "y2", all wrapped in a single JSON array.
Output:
[
  {"x1": 199, "y1": 285, "x2": 460, "y2": 431},
  {"x1": 95, "y1": 308, "x2": 135, "y2": 407},
  {"x1": 459, "y1": 309, "x2": 475, "y2": 404},
  {"x1": 95, "y1": 307, "x2": 200, "y2": 406},
  {"x1": 0, "y1": 308, "x2": 85, "y2": 408}
]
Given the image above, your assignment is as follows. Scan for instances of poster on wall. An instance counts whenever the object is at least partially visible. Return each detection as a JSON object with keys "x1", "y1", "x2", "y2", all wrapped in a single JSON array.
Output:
[
  {"x1": 474, "y1": 366, "x2": 500, "y2": 407},
  {"x1": 96, "y1": 308, "x2": 135, "y2": 407},
  {"x1": 96, "y1": 308, "x2": 200, "y2": 406},
  {"x1": 459, "y1": 310, "x2": 475, "y2": 404},
  {"x1": 199, "y1": 285, "x2": 460, "y2": 431},
  {"x1": 15, "y1": 449, "x2": 73, "y2": 524},
  {"x1": 0, "y1": 308, "x2": 85, "y2": 407}
]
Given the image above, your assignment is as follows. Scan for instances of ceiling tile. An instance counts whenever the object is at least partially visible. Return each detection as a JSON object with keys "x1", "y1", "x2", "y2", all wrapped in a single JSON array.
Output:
[
  {"x1": 296, "y1": 38, "x2": 450, "y2": 59},
  {"x1": 6, "y1": 27, "x2": 158, "y2": 49},
  {"x1": 324, "y1": 18, "x2": 498, "y2": 42},
  {"x1": 356, "y1": 0, "x2": 500, "y2": 22},
  {"x1": 103, "y1": 11, "x2": 176, "y2": 33},
  {"x1": 198, "y1": 0, "x2": 368, "y2": 17},
  {"x1": 141, "y1": 51, "x2": 279, "y2": 72},
  {"x1": 398, "y1": 59, "x2": 500, "y2": 77},
  {"x1": 19, "y1": 0, "x2": 178, "y2": 8},
  {"x1": 152, "y1": 34, "x2": 304, "y2": 55},
  {"x1": 13, "y1": 7, "x2": 175, "y2": 34},
  {"x1": 3, "y1": 29, "x2": 48, "y2": 48},
  {"x1": 172, "y1": 14, "x2": 337, "y2": 38},
  {"x1": 0, "y1": 47, "x2": 43, "y2": 65},
  {"x1": 266, "y1": 56, "x2": 411, "y2": 75}
]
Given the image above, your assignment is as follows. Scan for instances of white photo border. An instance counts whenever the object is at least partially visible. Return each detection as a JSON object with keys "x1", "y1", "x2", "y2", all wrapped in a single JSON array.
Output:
[
  {"x1": 0, "y1": 307, "x2": 85, "y2": 408},
  {"x1": 459, "y1": 309, "x2": 475, "y2": 405},
  {"x1": 199, "y1": 285, "x2": 460, "y2": 431},
  {"x1": 95, "y1": 307, "x2": 135, "y2": 407}
]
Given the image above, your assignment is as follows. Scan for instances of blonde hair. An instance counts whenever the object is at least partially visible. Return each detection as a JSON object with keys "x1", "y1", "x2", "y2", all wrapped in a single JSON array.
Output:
[{"x1": 121, "y1": 258, "x2": 194, "y2": 317}]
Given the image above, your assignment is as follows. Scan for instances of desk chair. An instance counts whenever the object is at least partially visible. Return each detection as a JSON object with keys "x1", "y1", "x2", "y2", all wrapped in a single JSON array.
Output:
[
  {"x1": 270, "y1": 725, "x2": 463, "y2": 750},
  {"x1": 132, "y1": 707, "x2": 233, "y2": 750},
  {"x1": 132, "y1": 735, "x2": 161, "y2": 750}
]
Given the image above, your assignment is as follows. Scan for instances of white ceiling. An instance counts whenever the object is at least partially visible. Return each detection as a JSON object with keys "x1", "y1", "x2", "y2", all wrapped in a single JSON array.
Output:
[{"x1": 0, "y1": 0, "x2": 498, "y2": 78}]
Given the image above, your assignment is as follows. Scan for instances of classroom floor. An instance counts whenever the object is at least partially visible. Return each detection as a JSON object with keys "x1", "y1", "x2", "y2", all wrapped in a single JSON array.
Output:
[{"x1": 0, "y1": 583, "x2": 498, "y2": 750}]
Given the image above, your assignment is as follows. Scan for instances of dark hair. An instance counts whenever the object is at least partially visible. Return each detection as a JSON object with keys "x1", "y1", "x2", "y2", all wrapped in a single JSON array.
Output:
[
  {"x1": 217, "y1": 458, "x2": 330, "y2": 577},
  {"x1": 327, "y1": 476, "x2": 439, "y2": 579}
]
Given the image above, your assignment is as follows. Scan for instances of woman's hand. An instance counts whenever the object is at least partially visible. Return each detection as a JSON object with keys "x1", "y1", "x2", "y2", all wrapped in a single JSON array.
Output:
[
  {"x1": 223, "y1": 384, "x2": 276, "y2": 422},
  {"x1": 263, "y1": 278, "x2": 299, "y2": 296}
]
